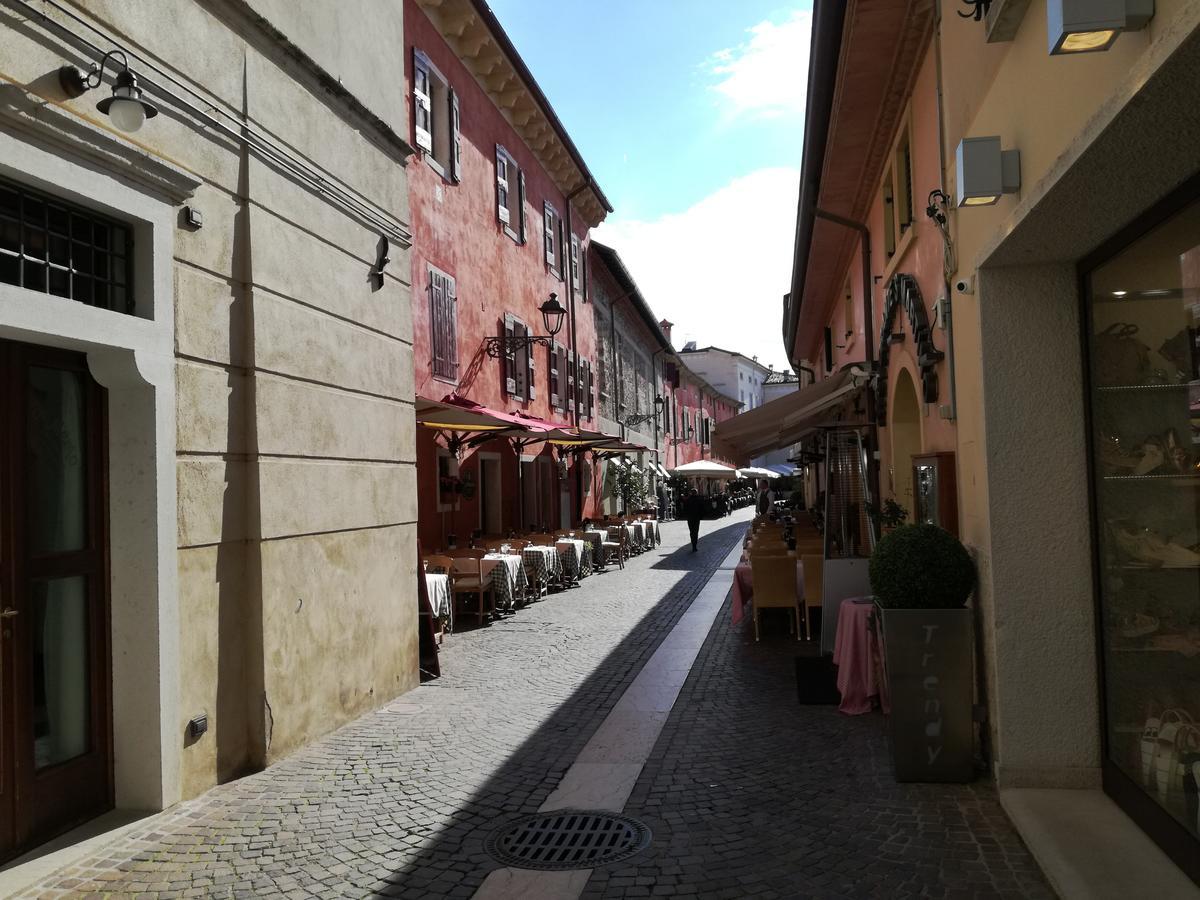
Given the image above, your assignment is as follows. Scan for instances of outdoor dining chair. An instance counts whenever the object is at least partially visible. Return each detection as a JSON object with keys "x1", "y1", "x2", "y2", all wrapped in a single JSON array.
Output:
[
  {"x1": 448, "y1": 557, "x2": 493, "y2": 627},
  {"x1": 750, "y1": 554, "x2": 802, "y2": 642},
  {"x1": 800, "y1": 554, "x2": 825, "y2": 641},
  {"x1": 424, "y1": 555, "x2": 455, "y2": 636},
  {"x1": 602, "y1": 525, "x2": 627, "y2": 570}
]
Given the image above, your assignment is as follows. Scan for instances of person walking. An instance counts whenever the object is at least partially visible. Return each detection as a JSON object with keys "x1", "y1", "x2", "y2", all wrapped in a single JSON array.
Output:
[
  {"x1": 756, "y1": 481, "x2": 771, "y2": 517},
  {"x1": 683, "y1": 487, "x2": 705, "y2": 552}
]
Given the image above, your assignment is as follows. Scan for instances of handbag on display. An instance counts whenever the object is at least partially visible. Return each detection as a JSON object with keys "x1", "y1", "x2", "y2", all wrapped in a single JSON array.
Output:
[{"x1": 1094, "y1": 323, "x2": 1152, "y2": 386}]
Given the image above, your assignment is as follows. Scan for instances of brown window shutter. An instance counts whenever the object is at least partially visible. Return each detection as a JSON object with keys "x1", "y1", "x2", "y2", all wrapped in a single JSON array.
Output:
[
  {"x1": 549, "y1": 341, "x2": 560, "y2": 409},
  {"x1": 449, "y1": 88, "x2": 462, "y2": 183},
  {"x1": 567, "y1": 349, "x2": 576, "y2": 413},
  {"x1": 430, "y1": 271, "x2": 446, "y2": 377},
  {"x1": 544, "y1": 204, "x2": 555, "y2": 267},
  {"x1": 444, "y1": 275, "x2": 458, "y2": 376},
  {"x1": 527, "y1": 325, "x2": 537, "y2": 400}
]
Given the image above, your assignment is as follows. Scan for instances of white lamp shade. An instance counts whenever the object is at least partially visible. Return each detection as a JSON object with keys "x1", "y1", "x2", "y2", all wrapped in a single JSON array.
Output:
[{"x1": 107, "y1": 97, "x2": 147, "y2": 133}]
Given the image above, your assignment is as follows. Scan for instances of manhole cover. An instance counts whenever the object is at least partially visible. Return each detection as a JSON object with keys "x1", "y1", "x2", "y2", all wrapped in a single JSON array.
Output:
[{"x1": 484, "y1": 810, "x2": 652, "y2": 871}]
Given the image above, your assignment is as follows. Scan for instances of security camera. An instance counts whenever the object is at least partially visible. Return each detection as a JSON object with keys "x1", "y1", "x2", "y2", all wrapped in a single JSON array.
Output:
[{"x1": 954, "y1": 275, "x2": 975, "y2": 295}]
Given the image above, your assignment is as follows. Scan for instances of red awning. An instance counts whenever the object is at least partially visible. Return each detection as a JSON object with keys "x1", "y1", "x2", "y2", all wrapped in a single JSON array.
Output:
[{"x1": 439, "y1": 395, "x2": 552, "y2": 431}]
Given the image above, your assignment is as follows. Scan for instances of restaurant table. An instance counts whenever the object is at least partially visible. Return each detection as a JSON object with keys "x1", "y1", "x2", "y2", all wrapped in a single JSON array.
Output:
[
  {"x1": 639, "y1": 520, "x2": 657, "y2": 546},
  {"x1": 581, "y1": 530, "x2": 606, "y2": 566},
  {"x1": 424, "y1": 572, "x2": 451, "y2": 619},
  {"x1": 556, "y1": 538, "x2": 587, "y2": 579},
  {"x1": 482, "y1": 553, "x2": 528, "y2": 611},
  {"x1": 832, "y1": 598, "x2": 879, "y2": 715},
  {"x1": 522, "y1": 545, "x2": 560, "y2": 591},
  {"x1": 626, "y1": 522, "x2": 644, "y2": 551}
]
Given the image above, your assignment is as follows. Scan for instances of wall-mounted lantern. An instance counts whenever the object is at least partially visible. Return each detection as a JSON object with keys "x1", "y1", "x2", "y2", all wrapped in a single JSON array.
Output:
[
  {"x1": 483, "y1": 293, "x2": 567, "y2": 358},
  {"x1": 60, "y1": 50, "x2": 159, "y2": 133},
  {"x1": 955, "y1": 136, "x2": 1020, "y2": 207},
  {"x1": 1048, "y1": 0, "x2": 1154, "y2": 55}
]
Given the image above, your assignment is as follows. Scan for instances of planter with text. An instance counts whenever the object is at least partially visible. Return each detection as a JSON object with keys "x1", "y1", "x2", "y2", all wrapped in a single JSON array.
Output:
[{"x1": 870, "y1": 524, "x2": 976, "y2": 783}]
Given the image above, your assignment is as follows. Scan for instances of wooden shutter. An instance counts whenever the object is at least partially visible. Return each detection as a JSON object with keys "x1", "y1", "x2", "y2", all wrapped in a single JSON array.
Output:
[
  {"x1": 413, "y1": 53, "x2": 433, "y2": 153},
  {"x1": 517, "y1": 169, "x2": 527, "y2": 243},
  {"x1": 587, "y1": 362, "x2": 595, "y2": 419},
  {"x1": 570, "y1": 234, "x2": 580, "y2": 295},
  {"x1": 549, "y1": 341, "x2": 560, "y2": 409},
  {"x1": 544, "y1": 204, "x2": 556, "y2": 266},
  {"x1": 449, "y1": 87, "x2": 462, "y2": 182},
  {"x1": 430, "y1": 269, "x2": 456, "y2": 379},
  {"x1": 524, "y1": 322, "x2": 536, "y2": 400},
  {"x1": 567, "y1": 349, "x2": 576, "y2": 413},
  {"x1": 496, "y1": 147, "x2": 510, "y2": 225},
  {"x1": 503, "y1": 313, "x2": 517, "y2": 395}
]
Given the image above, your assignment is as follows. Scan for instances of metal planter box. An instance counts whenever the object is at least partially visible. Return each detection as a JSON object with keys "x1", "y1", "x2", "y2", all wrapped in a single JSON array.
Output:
[{"x1": 877, "y1": 605, "x2": 974, "y2": 783}]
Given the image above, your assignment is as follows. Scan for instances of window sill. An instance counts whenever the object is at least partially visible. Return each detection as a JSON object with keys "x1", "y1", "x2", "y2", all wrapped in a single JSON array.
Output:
[
  {"x1": 424, "y1": 153, "x2": 451, "y2": 183},
  {"x1": 432, "y1": 373, "x2": 459, "y2": 387},
  {"x1": 502, "y1": 223, "x2": 521, "y2": 244}
]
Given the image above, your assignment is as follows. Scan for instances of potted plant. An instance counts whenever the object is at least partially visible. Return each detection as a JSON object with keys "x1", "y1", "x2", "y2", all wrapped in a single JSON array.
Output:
[
  {"x1": 870, "y1": 524, "x2": 976, "y2": 783},
  {"x1": 868, "y1": 498, "x2": 909, "y2": 533}
]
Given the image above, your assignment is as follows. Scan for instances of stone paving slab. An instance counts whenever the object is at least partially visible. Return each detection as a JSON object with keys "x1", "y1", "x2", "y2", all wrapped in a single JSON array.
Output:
[
  {"x1": 16, "y1": 514, "x2": 751, "y2": 899},
  {"x1": 581, "y1": 578, "x2": 1055, "y2": 900}
]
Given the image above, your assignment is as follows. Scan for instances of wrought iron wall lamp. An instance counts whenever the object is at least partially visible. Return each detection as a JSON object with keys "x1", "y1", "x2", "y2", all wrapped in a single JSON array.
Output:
[
  {"x1": 60, "y1": 50, "x2": 158, "y2": 133},
  {"x1": 623, "y1": 395, "x2": 664, "y2": 430},
  {"x1": 483, "y1": 293, "x2": 568, "y2": 358}
]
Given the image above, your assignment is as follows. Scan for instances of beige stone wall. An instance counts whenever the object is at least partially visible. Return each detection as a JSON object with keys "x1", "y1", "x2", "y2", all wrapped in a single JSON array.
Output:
[
  {"x1": 1, "y1": 0, "x2": 416, "y2": 800},
  {"x1": 938, "y1": 0, "x2": 1200, "y2": 784}
]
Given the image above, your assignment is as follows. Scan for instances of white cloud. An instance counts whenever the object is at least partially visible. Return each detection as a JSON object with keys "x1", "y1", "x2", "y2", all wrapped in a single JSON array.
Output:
[
  {"x1": 594, "y1": 167, "x2": 800, "y2": 374},
  {"x1": 706, "y1": 10, "x2": 813, "y2": 121}
]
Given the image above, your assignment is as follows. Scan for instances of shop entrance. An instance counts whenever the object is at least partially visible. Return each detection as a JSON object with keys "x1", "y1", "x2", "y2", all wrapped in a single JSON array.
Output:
[
  {"x1": 0, "y1": 339, "x2": 112, "y2": 860},
  {"x1": 889, "y1": 367, "x2": 922, "y2": 519}
]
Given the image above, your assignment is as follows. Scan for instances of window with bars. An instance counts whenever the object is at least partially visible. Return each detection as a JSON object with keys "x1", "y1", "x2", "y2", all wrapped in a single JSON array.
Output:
[
  {"x1": 428, "y1": 265, "x2": 458, "y2": 380},
  {"x1": 0, "y1": 177, "x2": 133, "y2": 314}
]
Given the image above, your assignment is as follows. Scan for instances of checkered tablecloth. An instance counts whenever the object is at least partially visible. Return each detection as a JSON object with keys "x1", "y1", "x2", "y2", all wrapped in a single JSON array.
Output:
[
  {"x1": 556, "y1": 539, "x2": 587, "y2": 579},
  {"x1": 581, "y1": 530, "x2": 606, "y2": 566},
  {"x1": 483, "y1": 553, "x2": 528, "y2": 611},
  {"x1": 522, "y1": 545, "x2": 560, "y2": 586}
]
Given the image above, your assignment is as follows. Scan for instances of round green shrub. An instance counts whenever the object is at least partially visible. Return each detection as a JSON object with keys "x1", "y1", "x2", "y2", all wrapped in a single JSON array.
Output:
[{"x1": 869, "y1": 524, "x2": 975, "y2": 610}]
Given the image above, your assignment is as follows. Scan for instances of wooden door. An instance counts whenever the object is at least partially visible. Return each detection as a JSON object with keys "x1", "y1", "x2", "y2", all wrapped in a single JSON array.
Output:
[{"x1": 0, "y1": 340, "x2": 111, "y2": 860}]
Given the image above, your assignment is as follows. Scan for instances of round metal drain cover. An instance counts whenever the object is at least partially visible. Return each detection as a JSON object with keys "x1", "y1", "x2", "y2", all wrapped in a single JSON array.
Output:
[{"x1": 485, "y1": 810, "x2": 652, "y2": 871}]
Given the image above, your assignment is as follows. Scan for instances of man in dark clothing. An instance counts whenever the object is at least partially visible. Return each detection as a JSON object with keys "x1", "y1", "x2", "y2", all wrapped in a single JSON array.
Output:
[
  {"x1": 756, "y1": 482, "x2": 771, "y2": 516},
  {"x1": 683, "y1": 489, "x2": 705, "y2": 552}
]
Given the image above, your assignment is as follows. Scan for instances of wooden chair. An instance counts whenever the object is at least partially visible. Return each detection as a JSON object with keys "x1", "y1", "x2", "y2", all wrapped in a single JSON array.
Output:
[
  {"x1": 602, "y1": 525, "x2": 627, "y2": 570},
  {"x1": 750, "y1": 554, "x2": 801, "y2": 642},
  {"x1": 424, "y1": 555, "x2": 455, "y2": 636},
  {"x1": 448, "y1": 557, "x2": 493, "y2": 626},
  {"x1": 801, "y1": 554, "x2": 824, "y2": 640}
]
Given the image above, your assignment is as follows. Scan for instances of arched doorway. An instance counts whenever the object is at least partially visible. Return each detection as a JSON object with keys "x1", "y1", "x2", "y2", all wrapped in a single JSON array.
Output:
[{"x1": 890, "y1": 367, "x2": 922, "y2": 520}]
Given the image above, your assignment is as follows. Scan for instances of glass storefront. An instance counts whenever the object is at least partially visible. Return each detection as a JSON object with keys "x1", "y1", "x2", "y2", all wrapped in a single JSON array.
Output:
[{"x1": 1085, "y1": 194, "x2": 1200, "y2": 876}]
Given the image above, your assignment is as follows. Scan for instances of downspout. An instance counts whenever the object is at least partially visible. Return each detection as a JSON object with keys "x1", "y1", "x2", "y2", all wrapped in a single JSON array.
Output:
[
  {"x1": 812, "y1": 207, "x2": 881, "y2": 511},
  {"x1": 565, "y1": 181, "x2": 589, "y2": 522}
]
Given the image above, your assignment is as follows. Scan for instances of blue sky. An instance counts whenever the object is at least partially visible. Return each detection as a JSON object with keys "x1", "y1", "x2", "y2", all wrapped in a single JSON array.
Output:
[{"x1": 489, "y1": 0, "x2": 813, "y2": 370}]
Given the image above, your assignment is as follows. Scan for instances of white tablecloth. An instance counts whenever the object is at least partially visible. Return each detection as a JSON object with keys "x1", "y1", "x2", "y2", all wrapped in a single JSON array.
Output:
[{"x1": 424, "y1": 573, "x2": 451, "y2": 618}]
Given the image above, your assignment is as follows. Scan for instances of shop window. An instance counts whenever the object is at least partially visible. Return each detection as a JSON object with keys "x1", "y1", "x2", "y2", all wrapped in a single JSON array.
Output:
[
  {"x1": 428, "y1": 265, "x2": 457, "y2": 381},
  {"x1": 1085, "y1": 192, "x2": 1200, "y2": 876},
  {"x1": 0, "y1": 176, "x2": 133, "y2": 315},
  {"x1": 495, "y1": 146, "x2": 525, "y2": 243},
  {"x1": 412, "y1": 50, "x2": 460, "y2": 182}
]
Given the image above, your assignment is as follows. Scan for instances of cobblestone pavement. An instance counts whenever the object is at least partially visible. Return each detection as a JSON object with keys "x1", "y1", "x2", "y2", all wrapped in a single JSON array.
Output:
[
  {"x1": 20, "y1": 513, "x2": 750, "y2": 899},
  {"x1": 21, "y1": 508, "x2": 1052, "y2": 899}
]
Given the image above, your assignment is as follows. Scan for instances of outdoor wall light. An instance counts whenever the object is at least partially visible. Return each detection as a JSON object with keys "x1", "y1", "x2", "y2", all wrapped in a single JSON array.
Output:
[
  {"x1": 955, "y1": 136, "x2": 1020, "y2": 207},
  {"x1": 60, "y1": 50, "x2": 159, "y2": 133},
  {"x1": 483, "y1": 293, "x2": 567, "y2": 358},
  {"x1": 1048, "y1": 0, "x2": 1154, "y2": 55}
]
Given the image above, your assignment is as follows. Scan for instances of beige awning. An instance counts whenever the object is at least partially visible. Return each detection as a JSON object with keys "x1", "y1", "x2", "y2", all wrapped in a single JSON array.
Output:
[{"x1": 714, "y1": 366, "x2": 868, "y2": 458}]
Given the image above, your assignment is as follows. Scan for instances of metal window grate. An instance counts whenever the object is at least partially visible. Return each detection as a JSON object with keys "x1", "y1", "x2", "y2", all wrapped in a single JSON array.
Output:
[
  {"x1": 484, "y1": 810, "x2": 652, "y2": 871},
  {"x1": 0, "y1": 176, "x2": 134, "y2": 314}
]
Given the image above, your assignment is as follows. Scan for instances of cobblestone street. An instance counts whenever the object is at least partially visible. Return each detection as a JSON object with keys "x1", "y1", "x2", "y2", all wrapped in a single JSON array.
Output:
[{"x1": 17, "y1": 509, "x2": 1050, "y2": 899}]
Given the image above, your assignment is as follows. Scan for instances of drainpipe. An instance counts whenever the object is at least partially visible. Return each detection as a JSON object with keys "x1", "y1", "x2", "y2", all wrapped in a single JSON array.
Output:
[
  {"x1": 798, "y1": 364, "x2": 816, "y2": 388},
  {"x1": 812, "y1": 207, "x2": 881, "y2": 509},
  {"x1": 565, "y1": 181, "x2": 589, "y2": 521}
]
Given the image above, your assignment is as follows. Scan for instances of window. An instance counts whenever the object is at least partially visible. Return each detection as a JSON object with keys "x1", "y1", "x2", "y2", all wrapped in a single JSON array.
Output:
[
  {"x1": 495, "y1": 146, "x2": 525, "y2": 243},
  {"x1": 436, "y1": 449, "x2": 458, "y2": 512},
  {"x1": 412, "y1": 50, "x2": 461, "y2": 182},
  {"x1": 0, "y1": 177, "x2": 134, "y2": 314},
  {"x1": 503, "y1": 313, "x2": 536, "y2": 401},
  {"x1": 576, "y1": 357, "x2": 594, "y2": 420},
  {"x1": 544, "y1": 202, "x2": 563, "y2": 277},
  {"x1": 549, "y1": 340, "x2": 564, "y2": 411},
  {"x1": 882, "y1": 170, "x2": 896, "y2": 258},
  {"x1": 896, "y1": 132, "x2": 913, "y2": 234},
  {"x1": 429, "y1": 266, "x2": 458, "y2": 380}
]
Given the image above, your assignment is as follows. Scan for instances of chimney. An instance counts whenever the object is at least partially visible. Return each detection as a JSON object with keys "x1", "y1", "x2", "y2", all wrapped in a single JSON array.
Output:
[{"x1": 658, "y1": 319, "x2": 673, "y2": 341}]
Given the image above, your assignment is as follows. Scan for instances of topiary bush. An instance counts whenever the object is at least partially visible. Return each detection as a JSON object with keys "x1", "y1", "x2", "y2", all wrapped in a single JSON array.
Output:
[{"x1": 869, "y1": 524, "x2": 975, "y2": 610}]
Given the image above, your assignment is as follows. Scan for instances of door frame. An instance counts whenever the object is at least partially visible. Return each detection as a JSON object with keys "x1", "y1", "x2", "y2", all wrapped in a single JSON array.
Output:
[{"x1": 477, "y1": 452, "x2": 502, "y2": 535}]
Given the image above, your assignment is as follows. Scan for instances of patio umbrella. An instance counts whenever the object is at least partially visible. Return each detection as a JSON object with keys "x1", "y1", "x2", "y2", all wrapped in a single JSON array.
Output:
[{"x1": 672, "y1": 460, "x2": 739, "y2": 480}]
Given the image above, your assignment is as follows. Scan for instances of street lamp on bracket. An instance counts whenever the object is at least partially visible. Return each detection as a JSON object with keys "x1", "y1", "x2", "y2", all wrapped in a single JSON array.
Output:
[
  {"x1": 483, "y1": 293, "x2": 568, "y2": 359},
  {"x1": 623, "y1": 395, "x2": 664, "y2": 430}
]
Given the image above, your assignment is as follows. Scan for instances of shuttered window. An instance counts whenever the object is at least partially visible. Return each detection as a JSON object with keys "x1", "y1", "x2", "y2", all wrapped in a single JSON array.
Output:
[
  {"x1": 413, "y1": 50, "x2": 458, "y2": 181},
  {"x1": 570, "y1": 233, "x2": 581, "y2": 296},
  {"x1": 429, "y1": 266, "x2": 458, "y2": 380},
  {"x1": 412, "y1": 53, "x2": 432, "y2": 153},
  {"x1": 566, "y1": 348, "x2": 576, "y2": 413},
  {"x1": 503, "y1": 313, "x2": 533, "y2": 400},
  {"x1": 543, "y1": 202, "x2": 563, "y2": 277},
  {"x1": 496, "y1": 146, "x2": 524, "y2": 242},
  {"x1": 549, "y1": 341, "x2": 561, "y2": 410}
]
